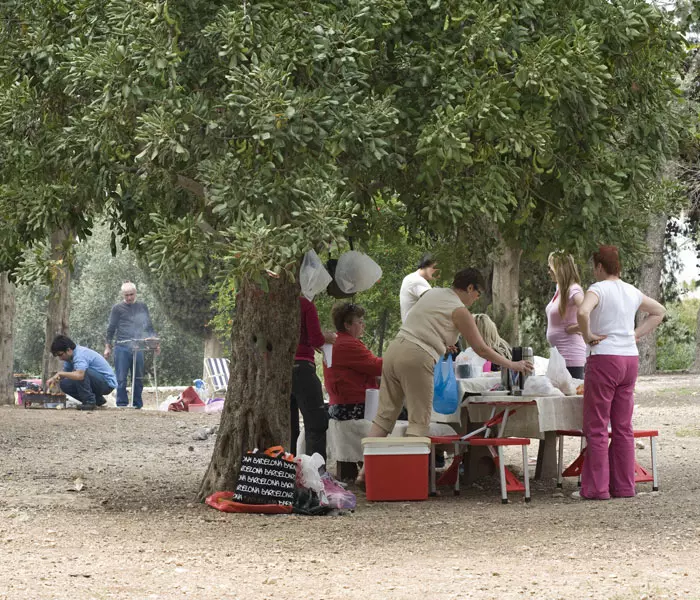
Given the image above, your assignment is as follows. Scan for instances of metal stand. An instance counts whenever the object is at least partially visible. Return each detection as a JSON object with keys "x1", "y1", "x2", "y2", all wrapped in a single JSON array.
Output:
[{"x1": 116, "y1": 338, "x2": 160, "y2": 408}]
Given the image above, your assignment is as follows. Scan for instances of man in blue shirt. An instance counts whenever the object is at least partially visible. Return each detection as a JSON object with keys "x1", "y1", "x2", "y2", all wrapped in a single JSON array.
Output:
[
  {"x1": 104, "y1": 282, "x2": 160, "y2": 409},
  {"x1": 47, "y1": 335, "x2": 117, "y2": 411}
]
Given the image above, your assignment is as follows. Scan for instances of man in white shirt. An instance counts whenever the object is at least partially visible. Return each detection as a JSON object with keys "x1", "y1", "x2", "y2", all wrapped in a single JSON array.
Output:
[{"x1": 399, "y1": 254, "x2": 439, "y2": 322}]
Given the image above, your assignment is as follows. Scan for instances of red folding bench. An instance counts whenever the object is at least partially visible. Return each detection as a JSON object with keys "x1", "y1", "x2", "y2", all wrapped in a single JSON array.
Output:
[
  {"x1": 429, "y1": 435, "x2": 531, "y2": 504},
  {"x1": 556, "y1": 429, "x2": 659, "y2": 491}
]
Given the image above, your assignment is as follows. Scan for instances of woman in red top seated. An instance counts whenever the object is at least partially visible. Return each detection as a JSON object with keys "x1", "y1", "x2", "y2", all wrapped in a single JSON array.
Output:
[{"x1": 324, "y1": 303, "x2": 382, "y2": 421}]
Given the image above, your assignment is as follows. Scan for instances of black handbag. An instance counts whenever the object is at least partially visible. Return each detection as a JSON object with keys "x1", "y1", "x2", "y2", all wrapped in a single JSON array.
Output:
[{"x1": 233, "y1": 447, "x2": 297, "y2": 506}]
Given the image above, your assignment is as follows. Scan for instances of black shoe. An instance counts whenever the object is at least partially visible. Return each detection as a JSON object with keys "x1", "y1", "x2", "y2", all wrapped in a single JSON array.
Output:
[
  {"x1": 77, "y1": 403, "x2": 96, "y2": 411},
  {"x1": 95, "y1": 396, "x2": 107, "y2": 407}
]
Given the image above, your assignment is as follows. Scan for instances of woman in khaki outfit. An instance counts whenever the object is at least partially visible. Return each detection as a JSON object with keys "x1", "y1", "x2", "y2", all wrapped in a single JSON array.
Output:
[{"x1": 357, "y1": 268, "x2": 533, "y2": 485}]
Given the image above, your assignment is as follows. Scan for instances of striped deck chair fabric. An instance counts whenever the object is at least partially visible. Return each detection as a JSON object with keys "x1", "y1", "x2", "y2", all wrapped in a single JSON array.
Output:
[{"x1": 204, "y1": 358, "x2": 230, "y2": 394}]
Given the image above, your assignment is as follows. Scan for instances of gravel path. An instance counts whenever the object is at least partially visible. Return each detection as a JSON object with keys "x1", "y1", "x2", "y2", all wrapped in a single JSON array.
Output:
[{"x1": 1, "y1": 374, "x2": 699, "y2": 600}]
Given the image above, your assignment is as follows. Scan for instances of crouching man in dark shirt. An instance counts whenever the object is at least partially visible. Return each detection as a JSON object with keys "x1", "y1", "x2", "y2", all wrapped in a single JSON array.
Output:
[{"x1": 48, "y1": 335, "x2": 117, "y2": 411}]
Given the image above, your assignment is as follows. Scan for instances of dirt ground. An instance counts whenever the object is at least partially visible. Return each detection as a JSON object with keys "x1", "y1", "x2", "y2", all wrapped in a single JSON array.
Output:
[{"x1": 1, "y1": 374, "x2": 700, "y2": 600}]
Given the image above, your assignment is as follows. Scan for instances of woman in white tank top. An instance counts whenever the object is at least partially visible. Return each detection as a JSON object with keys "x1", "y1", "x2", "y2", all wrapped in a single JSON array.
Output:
[{"x1": 576, "y1": 246, "x2": 665, "y2": 500}]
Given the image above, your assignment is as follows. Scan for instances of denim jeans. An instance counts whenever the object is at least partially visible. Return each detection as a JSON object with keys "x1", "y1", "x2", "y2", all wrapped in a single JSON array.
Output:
[
  {"x1": 114, "y1": 344, "x2": 145, "y2": 408},
  {"x1": 60, "y1": 368, "x2": 114, "y2": 406}
]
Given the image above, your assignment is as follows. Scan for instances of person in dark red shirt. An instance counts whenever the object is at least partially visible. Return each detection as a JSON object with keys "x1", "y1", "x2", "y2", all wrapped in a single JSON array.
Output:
[
  {"x1": 323, "y1": 303, "x2": 382, "y2": 421},
  {"x1": 291, "y1": 297, "x2": 336, "y2": 459}
]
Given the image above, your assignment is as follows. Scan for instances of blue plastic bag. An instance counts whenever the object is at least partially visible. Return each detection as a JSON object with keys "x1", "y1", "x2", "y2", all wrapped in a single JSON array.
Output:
[{"x1": 433, "y1": 354, "x2": 459, "y2": 414}]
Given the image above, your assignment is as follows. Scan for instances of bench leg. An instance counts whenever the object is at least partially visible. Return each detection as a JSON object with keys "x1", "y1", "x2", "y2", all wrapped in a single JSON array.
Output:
[
  {"x1": 651, "y1": 436, "x2": 659, "y2": 491},
  {"x1": 523, "y1": 444, "x2": 531, "y2": 503},
  {"x1": 578, "y1": 436, "x2": 585, "y2": 487},
  {"x1": 453, "y1": 442, "x2": 460, "y2": 496},
  {"x1": 429, "y1": 444, "x2": 437, "y2": 496},
  {"x1": 497, "y1": 446, "x2": 508, "y2": 504},
  {"x1": 556, "y1": 435, "x2": 564, "y2": 488}
]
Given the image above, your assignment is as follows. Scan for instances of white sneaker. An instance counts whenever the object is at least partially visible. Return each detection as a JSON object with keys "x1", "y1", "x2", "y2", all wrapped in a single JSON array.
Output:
[{"x1": 571, "y1": 491, "x2": 583, "y2": 500}]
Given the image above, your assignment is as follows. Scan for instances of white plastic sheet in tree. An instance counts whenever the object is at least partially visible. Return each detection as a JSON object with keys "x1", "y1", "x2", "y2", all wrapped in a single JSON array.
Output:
[
  {"x1": 334, "y1": 251, "x2": 382, "y2": 294},
  {"x1": 299, "y1": 250, "x2": 332, "y2": 301}
]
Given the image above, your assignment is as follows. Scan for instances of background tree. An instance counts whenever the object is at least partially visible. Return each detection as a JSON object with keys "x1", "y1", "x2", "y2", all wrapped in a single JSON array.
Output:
[{"x1": 0, "y1": 273, "x2": 14, "y2": 404}]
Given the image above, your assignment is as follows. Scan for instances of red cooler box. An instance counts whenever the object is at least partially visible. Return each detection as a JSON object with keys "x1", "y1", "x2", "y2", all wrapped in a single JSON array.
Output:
[{"x1": 362, "y1": 437, "x2": 431, "y2": 501}]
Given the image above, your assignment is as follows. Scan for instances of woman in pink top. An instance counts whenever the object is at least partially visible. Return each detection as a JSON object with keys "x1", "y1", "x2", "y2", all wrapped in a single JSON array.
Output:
[{"x1": 545, "y1": 252, "x2": 586, "y2": 379}]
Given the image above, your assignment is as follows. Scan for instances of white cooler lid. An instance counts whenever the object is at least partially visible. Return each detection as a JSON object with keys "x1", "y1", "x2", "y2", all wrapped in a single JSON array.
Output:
[{"x1": 361, "y1": 437, "x2": 431, "y2": 456}]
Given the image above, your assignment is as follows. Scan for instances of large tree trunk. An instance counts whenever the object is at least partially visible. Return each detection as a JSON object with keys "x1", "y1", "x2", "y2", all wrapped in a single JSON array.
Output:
[
  {"x1": 42, "y1": 229, "x2": 72, "y2": 387},
  {"x1": 197, "y1": 274, "x2": 300, "y2": 501},
  {"x1": 492, "y1": 242, "x2": 522, "y2": 346},
  {"x1": 637, "y1": 213, "x2": 667, "y2": 374},
  {"x1": 0, "y1": 273, "x2": 15, "y2": 405}
]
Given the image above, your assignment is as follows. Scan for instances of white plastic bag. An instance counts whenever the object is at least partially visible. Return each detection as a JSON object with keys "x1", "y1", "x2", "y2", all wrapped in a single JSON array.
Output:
[
  {"x1": 300, "y1": 250, "x2": 332, "y2": 301},
  {"x1": 295, "y1": 453, "x2": 328, "y2": 506},
  {"x1": 460, "y1": 348, "x2": 486, "y2": 374},
  {"x1": 546, "y1": 347, "x2": 577, "y2": 395},
  {"x1": 522, "y1": 375, "x2": 564, "y2": 397},
  {"x1": 334, "y1": 251, "x2": 382, "y2": 294},
  {"x1": 158, "y1": 395, "x2": 181, "y2": 411},
  {"x1": 533, "y1": 356, "x2": 550, "y2": 377}
]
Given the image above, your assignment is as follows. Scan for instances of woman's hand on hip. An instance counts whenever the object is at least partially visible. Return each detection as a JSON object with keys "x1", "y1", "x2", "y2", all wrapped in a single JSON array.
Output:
[{"x1": 585, "y1": 333, "x2": 607, "y2": 346}]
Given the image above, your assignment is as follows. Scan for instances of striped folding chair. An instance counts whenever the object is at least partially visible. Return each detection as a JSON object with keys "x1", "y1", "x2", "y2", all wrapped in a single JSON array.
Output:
[{"x1": 204, "y1": 358, "x2": 230, "y2": 395}]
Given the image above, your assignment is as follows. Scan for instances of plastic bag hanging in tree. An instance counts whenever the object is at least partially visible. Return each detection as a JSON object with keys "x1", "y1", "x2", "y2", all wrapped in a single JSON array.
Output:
[
  {"x1": 334, "y1": 251, "x2": 382, "y2": 294},
  {"x1": 300, "y1": 250, "x2": 333, "y2": 301}
]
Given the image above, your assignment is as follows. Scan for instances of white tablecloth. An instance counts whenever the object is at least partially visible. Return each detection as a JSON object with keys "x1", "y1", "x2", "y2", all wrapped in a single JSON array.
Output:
[
  {"x1": 297, "y1": 420, "x2": 458, "y2": 463},
  {"x1": 431, "y1": 375, "x2": 502, "y2": 424},
  {"x1": 466, "y1": 394, "x2": 583, "y2": 438}
]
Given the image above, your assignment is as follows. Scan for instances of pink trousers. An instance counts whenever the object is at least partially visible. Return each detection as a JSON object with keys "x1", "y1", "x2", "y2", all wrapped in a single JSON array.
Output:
[{"x1": 581, "y1": 354, "x2": 639, "y2": 500}]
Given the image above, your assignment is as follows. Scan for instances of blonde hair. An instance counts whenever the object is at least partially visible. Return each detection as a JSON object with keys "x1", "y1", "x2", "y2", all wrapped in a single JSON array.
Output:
[
  {"x1": 472, "y1": 314, "x2": 511, "y2": 359},
  {"x1": 548, "y1": 252, "x2": 581, "y2": 319}
]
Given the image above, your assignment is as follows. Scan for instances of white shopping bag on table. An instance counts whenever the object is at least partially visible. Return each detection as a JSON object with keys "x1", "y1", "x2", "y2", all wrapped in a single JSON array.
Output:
[{"x1": 546, "y1": 347, "x2": 577, "y2": 396}]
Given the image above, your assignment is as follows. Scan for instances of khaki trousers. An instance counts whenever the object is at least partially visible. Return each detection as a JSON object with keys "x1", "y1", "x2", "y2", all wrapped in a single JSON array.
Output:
[{"x1": 374, "y1": 337, "x2": 435, "y2": 437}]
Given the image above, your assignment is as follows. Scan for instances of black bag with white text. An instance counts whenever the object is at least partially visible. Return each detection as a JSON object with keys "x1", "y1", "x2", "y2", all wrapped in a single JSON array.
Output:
[{"x1": 233, "y1": 446, "x2": 297, "y2": 506}]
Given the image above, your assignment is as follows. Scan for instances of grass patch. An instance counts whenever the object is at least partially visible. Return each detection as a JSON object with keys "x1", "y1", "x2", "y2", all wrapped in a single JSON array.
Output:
[{"x1": 676, "y1": 427, "x2": 700, "y2": 438}]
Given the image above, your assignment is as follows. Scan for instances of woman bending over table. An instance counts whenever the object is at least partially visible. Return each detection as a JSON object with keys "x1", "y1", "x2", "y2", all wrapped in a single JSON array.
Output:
[
  {"x1": 546, "y1": 251, "x2": 586, "y2": 379},
  {"x1": 577, "y1": 245, "x2": 665, "y2": 500},
  {"x1": 323, "y1": 302, "x2": 382, "y2": 421},
  {"x1": 356, "y1": 268, "x2": 533, "y2": 485}
]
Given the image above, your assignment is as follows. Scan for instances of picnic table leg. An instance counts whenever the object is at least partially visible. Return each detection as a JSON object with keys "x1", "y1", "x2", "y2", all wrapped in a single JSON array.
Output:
[
  {"x1": 535, "y1": 431, "x2": 559, "y2": 480},
  {"x1": 462, "y1": 412, "x2": 496, "y2": 484}
]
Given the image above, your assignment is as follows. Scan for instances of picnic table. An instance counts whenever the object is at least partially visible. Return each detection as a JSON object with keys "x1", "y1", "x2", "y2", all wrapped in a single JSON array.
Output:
[{"x1": 466, "y1": 393, "x2": 583, "y2": 479}]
